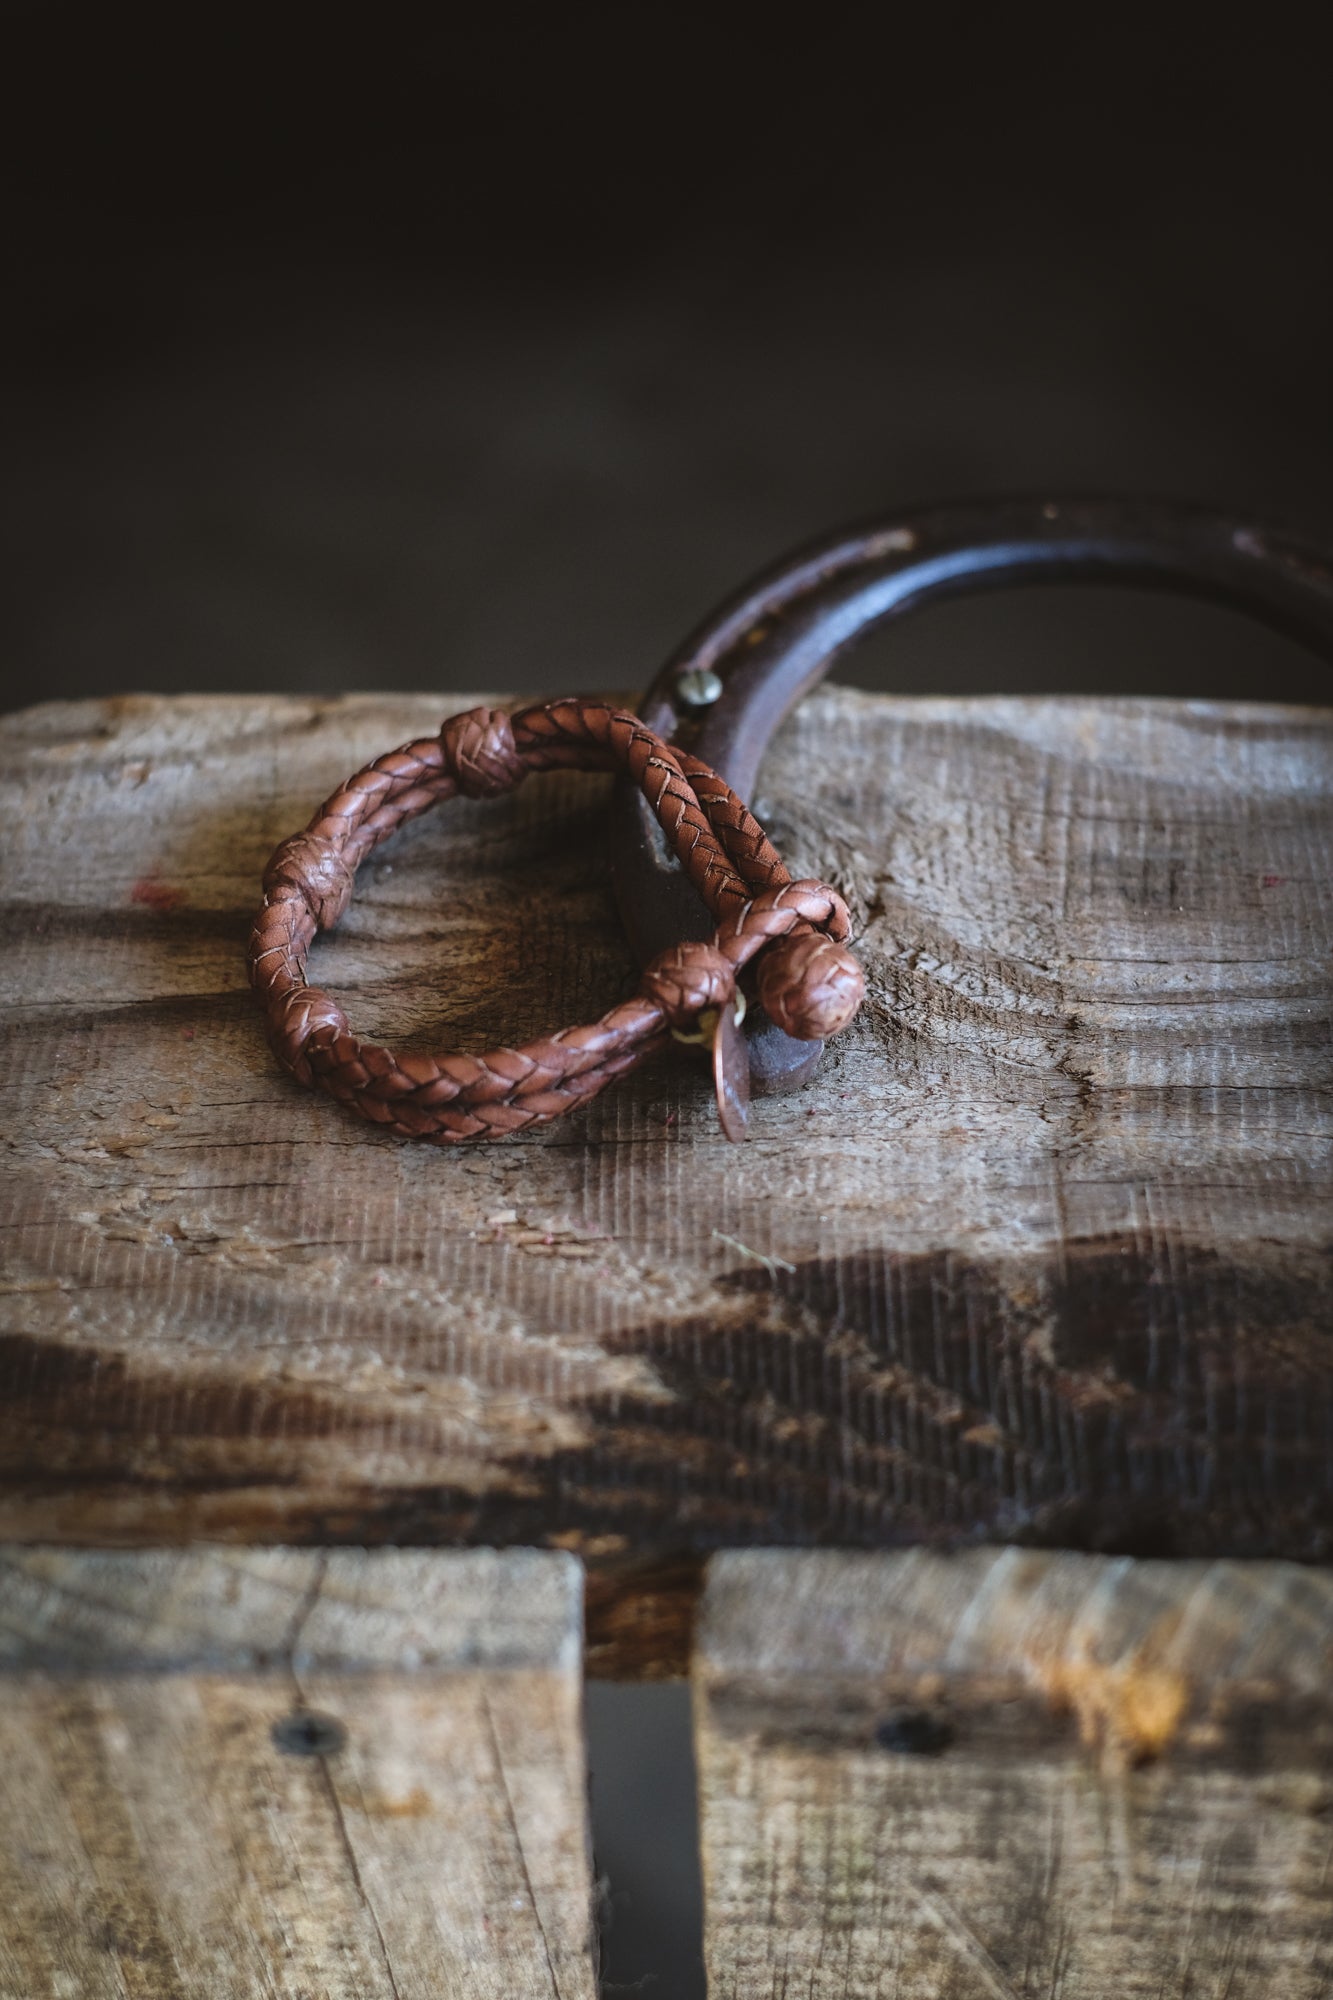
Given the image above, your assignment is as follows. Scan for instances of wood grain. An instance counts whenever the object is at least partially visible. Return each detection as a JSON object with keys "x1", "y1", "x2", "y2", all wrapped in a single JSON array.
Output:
[
  {"x1": 0, "y1": 1547, "x2": 597, "y2": 1999},
  {"x1": 1, "y1": 691, "x2": 1330, "y2": 1582},
  {"x1": 694, "y1": 1548, "x2": 1333, "y2": 1998}
]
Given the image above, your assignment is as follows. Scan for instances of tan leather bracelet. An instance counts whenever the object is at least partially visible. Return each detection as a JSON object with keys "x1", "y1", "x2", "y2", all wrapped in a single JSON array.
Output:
[{"x1": 248, "y1": 696, "x2": 864, "y2": 1142}]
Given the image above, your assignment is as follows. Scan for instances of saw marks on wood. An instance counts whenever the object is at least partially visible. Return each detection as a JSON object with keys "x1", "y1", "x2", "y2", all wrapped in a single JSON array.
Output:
[
  {"x1": 694, "y1": 1549, "x2": 1333, "y2": 1999},
  {"x1": 0, "y1": 691, "x2": 1329, "y2": 1561},
  {"x1": 0, "y1": 1547, "x2": 597, "y2": 2000}
]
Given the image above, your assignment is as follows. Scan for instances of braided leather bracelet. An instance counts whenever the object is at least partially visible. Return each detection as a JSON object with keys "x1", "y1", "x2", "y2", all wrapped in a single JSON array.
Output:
[{"x1": 248, "y1": 697, "x2": 865, "y2": 1142}]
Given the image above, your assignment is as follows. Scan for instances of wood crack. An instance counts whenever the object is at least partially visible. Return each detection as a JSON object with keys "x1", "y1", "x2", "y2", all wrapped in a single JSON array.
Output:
[{"x1": 482, "y1": 1684, "x2": 568, "y2": 2000}]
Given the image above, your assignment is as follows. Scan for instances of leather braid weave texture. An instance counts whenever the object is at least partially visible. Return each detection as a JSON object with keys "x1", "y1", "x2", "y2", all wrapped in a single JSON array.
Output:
[{"x1": 248, "y1": 698, "x2": 865, "y2": 1141}]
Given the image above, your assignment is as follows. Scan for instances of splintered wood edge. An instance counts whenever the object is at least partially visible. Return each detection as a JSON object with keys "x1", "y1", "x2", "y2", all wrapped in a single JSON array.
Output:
[{"x1": 0, "y1": 1546, "x2": 582, "y2": 1673}]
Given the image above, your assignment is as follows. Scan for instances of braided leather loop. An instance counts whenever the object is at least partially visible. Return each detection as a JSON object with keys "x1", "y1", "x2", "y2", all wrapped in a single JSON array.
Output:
[{"x1": 248, "y1": 698, "x2": 864, "y2": 1141}]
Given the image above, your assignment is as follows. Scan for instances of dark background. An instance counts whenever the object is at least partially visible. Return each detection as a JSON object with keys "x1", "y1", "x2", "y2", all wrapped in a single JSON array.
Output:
[
  {"x1": 6, "y1": 14, "x2": 1330, "y2": 1994},
  {"x1": 5, "y1": 14, "x2": 1331, "y2": 719}
]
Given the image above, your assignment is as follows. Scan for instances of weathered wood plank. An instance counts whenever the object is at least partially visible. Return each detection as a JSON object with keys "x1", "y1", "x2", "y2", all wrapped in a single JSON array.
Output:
[
  {"x1": 1, "y1": 691, "x2": 1330, "y2": 1574},
  {"x1": 0, "y1": 1548, "x2": 597, "y2": 1999},
  {"x1": 694, "y1": 1548, "x2": 1333, "y2": 1998}
]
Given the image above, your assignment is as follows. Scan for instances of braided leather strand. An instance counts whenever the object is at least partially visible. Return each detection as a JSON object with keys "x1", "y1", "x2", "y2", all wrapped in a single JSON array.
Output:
[{"x1": 248, "y1": 699, "x2": 864, "y2": 1140}]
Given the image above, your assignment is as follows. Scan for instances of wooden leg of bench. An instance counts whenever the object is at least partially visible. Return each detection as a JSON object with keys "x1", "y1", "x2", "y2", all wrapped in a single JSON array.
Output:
[
  {"x1": 0, "y1": 1549, "x2": 598, "y2": 2000},
  {"x1": 693, "y1": 1550, "x2": 1333, "y2": 2000}
]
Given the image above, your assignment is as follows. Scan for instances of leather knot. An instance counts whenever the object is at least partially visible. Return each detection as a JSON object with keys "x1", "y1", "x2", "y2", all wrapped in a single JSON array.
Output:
[
  {"x1": 441, "y1": 706, "x2": 525, "y2": 798},
  {"x1": 263, "y1": 833, "x2": 355, "y2": 928},
  {"x1": 640, "y1": 940, "x2": 736, "y2": 1028},
  {"x1": 756, "y1": 924, "x2": 865, "y2": 1040},
  {"x1": 270, "y1": 986, "x2": 350, "y2": 1086}
]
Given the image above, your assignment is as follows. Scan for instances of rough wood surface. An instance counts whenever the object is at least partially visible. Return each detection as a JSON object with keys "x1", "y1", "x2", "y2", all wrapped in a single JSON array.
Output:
[
  {"x1": 695, "y1": 1548, "x2": 1333, "y2": 1998},
  {"x1": 0, "y1": 1547, "x2": 597, "y2": 1999},
  {"x1": 1, "y1": 691, "x2": 1330, "y2": 1580}
]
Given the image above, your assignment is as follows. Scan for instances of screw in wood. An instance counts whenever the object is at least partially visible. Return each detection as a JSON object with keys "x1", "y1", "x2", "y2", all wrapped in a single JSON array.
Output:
[
  {"x1": 675, "y1": 666, "x2": 724, "y2": 708},
  {"x1": 271, "y1": 1710, "x2": 348, "y2": 1757},
  {"x1": 874, "y1": 1707, "x2": 953, "y2": 1756}
]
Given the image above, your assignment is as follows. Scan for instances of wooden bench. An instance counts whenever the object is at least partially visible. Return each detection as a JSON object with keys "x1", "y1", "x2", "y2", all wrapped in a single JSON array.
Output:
[{"x1": 2, "y1": 687, "x2": 1330, "y2": 1995}]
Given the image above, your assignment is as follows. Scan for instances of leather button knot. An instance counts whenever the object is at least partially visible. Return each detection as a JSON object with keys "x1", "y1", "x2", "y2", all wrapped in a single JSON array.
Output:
[
  {"x1": 640, "y1": 940, "x2": 737, "y2": 1029},
  {"x1": 757, "y1": 925, "x2": 866, "y2": 1040},
  {"x1": 440, "y1": 706, "x2": 525, "y2": 798},
  {"x1": 639, "y1": 875, "x2": 864, "y2": 1047}
]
